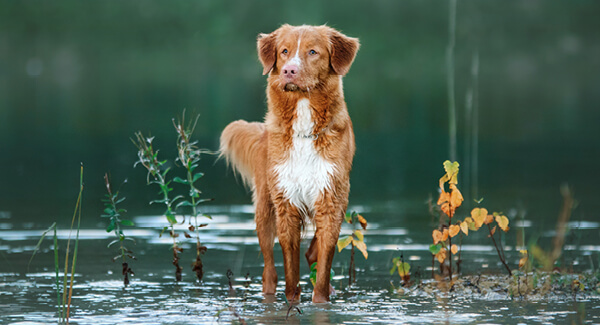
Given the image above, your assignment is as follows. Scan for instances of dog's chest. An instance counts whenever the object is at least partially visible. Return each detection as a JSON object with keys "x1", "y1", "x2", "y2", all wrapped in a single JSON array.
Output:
[{"x1": 273, "y1": 99, "x2": 335, "y2": 212}]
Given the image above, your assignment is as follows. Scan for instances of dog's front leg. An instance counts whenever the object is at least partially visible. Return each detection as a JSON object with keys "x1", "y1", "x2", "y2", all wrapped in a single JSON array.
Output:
[
  {"x1": 312, "y1": 196, "x2": 345, "y2": 303},
  {"x1": 275, "y1": 201, "x2": 302, "y2": 302},
  {"x1": 255, "y1": 191, "x2": 277, "y2": 295}
]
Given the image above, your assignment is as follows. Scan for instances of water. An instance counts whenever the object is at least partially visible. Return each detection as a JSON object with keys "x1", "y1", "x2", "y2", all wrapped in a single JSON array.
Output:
[{"x1": 2, "y1": 205, "x2": 599, "y2": 324}]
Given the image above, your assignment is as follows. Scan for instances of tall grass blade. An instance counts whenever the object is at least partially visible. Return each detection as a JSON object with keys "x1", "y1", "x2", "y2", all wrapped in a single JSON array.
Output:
[
  {"x1": 27, "y1": 222, "x2": 56, "y2": 273},
  {"x1": 66, "y1": 164, "x2": 84, "y2": 324},
  {"x1": 54, "y1": 225, "x2": 61, "y2": 320}
]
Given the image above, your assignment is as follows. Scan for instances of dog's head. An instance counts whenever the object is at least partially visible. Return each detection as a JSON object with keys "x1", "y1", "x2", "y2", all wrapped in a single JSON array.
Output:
[{"x1": 257, "y1": 24, "x2": 359, "y2": 92}]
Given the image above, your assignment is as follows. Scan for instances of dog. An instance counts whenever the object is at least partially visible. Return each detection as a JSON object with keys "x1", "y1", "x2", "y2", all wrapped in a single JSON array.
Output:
[{"x1": 220, "y1": 24, "x2": 359, "y2": 303}]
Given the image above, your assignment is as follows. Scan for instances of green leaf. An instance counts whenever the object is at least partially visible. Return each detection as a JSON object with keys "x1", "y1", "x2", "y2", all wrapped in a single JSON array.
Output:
[
  {"x1": 193, "y1": 172, "x2": 204, "y2": 182},
  {"x1": 120, "y1": 219, "x2": 134, "y2": 226},
  {"x1": 429, "y1": 243, "x2": 442, "y2": 255},
  {"x1": 173, "y1": 177, "x2": 188, "y2": 184},
  {"x1": 344, "y1": 212, "x2": 353, "y2": 224},
  {"x1": 166, "y1": 212, "x2": 177, "y2": 225},
  {"x1": 203, "y1": 214, "x2": 212, "y2": 220},
  {"x1": 390, "y1": 264, "x2": 397, "y2": 276},
  {"x1": 106, "y1": 219, "x2": 116, "y2": 233},
  {"x1": 107, "y1": 239, "x2": 120, "y2": 248},
  {"x1": 115, "y1": 197, "x2": 126, "y2": 204}
]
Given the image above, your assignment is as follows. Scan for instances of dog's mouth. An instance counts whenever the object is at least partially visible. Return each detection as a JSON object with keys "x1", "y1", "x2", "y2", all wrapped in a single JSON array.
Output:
[{"x1": 284, "y1": 83, "x2": 300, "y2": 92}]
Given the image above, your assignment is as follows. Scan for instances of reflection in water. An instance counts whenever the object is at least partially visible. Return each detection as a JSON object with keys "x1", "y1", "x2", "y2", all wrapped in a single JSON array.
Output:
[{"x1": 0, "y1": 207, "x2": 599, "y2": 324}]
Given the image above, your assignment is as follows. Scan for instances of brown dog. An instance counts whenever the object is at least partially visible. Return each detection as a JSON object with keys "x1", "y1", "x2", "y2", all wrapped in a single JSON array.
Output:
[{"x1": 220, "y1": 24, "x2": 359, "y2": 303}]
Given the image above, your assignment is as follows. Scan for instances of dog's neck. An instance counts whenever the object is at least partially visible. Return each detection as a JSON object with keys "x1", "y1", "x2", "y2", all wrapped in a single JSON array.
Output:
[{"x1": 266, "y1": 76, "x2": 344, "y2": 130}]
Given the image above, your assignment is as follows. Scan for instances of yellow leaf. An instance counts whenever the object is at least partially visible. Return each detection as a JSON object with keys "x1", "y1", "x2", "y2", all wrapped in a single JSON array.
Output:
[
  {"x1": 519, "y1": 256, "x2": 528, "y2": 268},
  {"x1": 471, "y1": 208, "x2": 488, "y2": 228},
  {"x1": 357, "y1": 214, "x2": 368, "y2": 230},
  {"x1": 337, "y1": 236, "x2": 352, "y2": 252},
  {"x1": 353, "y1": 230, "x2": 364, "y2": 241},
  {"x1": 449, "y1": 183, "x2": 464, "y2": 210},
  {"x1": 495, "y1": 214, "x2": 510, "y2": 232},
  {"x1": 432, "y1": 229, "x2": 443, "y2": 244},
  {"x1": 437, "y1": 190, "x2": 450, "y2": 206},
  {"x1": 442, "y1": 228, "x2": 449, "y2": 242},
  {"x1": 519, "y1": 249, "x2": 528, "y2": 255},
  {"x1": 436, "y1": 247, "x2": 447, "y2": 263},
  {"x1": 449, "y1": 224, "x2": 460, "y2": 238},
  {"x1": 460, "y1": 221, "x2": 469, "y2": 236},
  {"x1": 451, "y1": 244, "x2": 458, "y2": 255},
  {"x1": 443, "y1": 160, "x2": 460, "y2": 185},
  {"x1": 439, "y1": 174, "x2": 449, "y2": 191},
  {"x1": 353, "y1": 239, "x2": 368, "y2": 259}
]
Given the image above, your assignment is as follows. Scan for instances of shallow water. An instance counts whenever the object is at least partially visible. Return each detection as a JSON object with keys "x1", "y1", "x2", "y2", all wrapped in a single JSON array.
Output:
[{"x1": 1, "y1": 205, "x2": 599, "y2": 324}]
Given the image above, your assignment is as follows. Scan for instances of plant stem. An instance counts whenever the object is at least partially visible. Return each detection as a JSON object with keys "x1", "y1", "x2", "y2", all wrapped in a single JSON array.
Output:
[{"x1": 487, "y1": 223, "x2": 512, "y2": 276}]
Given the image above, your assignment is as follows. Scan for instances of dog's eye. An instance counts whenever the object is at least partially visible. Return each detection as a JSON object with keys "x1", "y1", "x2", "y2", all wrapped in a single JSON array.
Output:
[
  {"x1": 309, "y1": 49, "x2": 317, "y2": 55},
  {"x1": 282, "y1": 49, "x2": 288, "y2": 54}
]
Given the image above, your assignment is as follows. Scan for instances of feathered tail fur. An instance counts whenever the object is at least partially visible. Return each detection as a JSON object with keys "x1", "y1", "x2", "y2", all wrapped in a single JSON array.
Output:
[{"x1": 219, "y1": 120, "x2": 266, "y2": 188}]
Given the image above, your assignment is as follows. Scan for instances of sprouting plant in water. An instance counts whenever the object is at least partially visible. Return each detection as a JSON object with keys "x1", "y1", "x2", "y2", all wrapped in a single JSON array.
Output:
[
  {"x1": 337, "y1": 211, "x2": 368, "y2": 285},
  {"x1": 430, "y1": 160, "x2": 513, "y2": 279},
  {"x1": 390, "y1": 253, "x2": 411, "y2": 286},
  {"x1": 133, "y1": 132, "x2": 184, "y2": 281},
  {"x1": 29, "y1": 165, "x2": 84, "y2": 324},
  {"x1": 172, "y1": 113, "x2": 213, "y2": 282},
  {"x1": 101, "y1": 173, "x2": 135, "y2": 286}
]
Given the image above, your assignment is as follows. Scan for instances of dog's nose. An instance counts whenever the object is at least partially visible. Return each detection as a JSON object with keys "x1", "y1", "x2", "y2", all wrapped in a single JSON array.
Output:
[{"x1": 282, "y1": 64, "x2": 298, "y2": 78}]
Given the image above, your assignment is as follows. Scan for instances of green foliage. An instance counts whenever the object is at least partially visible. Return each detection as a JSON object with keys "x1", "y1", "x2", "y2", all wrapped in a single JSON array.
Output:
[
  {"x1": 172, "y1": 111, "x2": 213, "y2": 282},
  {"x1": 337, "y1": 211, "x2": 368, "y2": 285},
  {"x1": 102, "y1": 173, "x2": 135, "y2": 286},
  {"x1": 133, "y1": 131, "x2": 183, "y2": 281}
]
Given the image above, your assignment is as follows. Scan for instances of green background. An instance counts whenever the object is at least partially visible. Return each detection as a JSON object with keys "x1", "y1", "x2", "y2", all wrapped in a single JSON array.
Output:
[{"x1": 1, "y1": 1, "x2": 599, "y2": 225}]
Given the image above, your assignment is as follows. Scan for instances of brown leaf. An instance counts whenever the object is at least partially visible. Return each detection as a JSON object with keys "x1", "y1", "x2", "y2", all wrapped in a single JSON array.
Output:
[
  {"x1": 184, "y1": 232, "x2": 192, "y2": 238},
  {"x1": 484, "y1": 214, "x2": 494, "y2": 225},
  {"x1": 357, "y1": 214, "x2": 368, "y2": 230},
  {"x1": 489, "y1": 225, "x2": 497, "y2": 236}
]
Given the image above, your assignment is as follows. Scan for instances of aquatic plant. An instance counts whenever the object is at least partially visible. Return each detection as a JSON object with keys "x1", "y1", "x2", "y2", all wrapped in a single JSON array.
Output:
[
  {"x1": 133, "y1": 132, "x2": 184, "y2": 281},
  {"x1": 29, "y1": 165, "x2": 84, "y2": 324},
  {"x1": 172, "y1": 113, "x2": 212, "y2": 282},
  {"x1": 430, "y1": 160, "x2": 513, "y2": 279},
  {"x1": 337, "y1": 211, "x2": 368, "y2": 285},
  {"x1": 101, "y1": 173, "x2": 135, "y2": 286},
  {"x1": 390, "y1": 253, "x2": 411, "y2": 286}
]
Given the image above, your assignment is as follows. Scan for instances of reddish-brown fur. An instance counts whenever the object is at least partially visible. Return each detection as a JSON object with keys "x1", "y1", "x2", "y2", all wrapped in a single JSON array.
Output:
[{"x1": 220, "y1": 24, "x2": 359, "y2": 303}]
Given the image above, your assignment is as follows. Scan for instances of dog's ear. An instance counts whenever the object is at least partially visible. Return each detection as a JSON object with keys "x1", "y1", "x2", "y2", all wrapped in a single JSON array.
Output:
[
  {"x1": 257, "y1": 32, "x2": 277, "y2": 75},
  {"x1": 329, "y1": 30, "x2": 360, "y2": 76}
]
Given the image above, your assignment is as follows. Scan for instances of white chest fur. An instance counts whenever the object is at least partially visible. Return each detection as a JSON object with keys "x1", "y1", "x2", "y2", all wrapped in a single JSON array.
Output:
[{"x1": 273, "y1": 98, "x2": 336, "y2": 213}]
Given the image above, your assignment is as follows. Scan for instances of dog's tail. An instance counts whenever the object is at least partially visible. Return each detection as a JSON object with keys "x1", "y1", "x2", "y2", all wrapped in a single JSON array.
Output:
[{"x1": 219, "y1": 120, "x2": 266, "y2": 188}]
